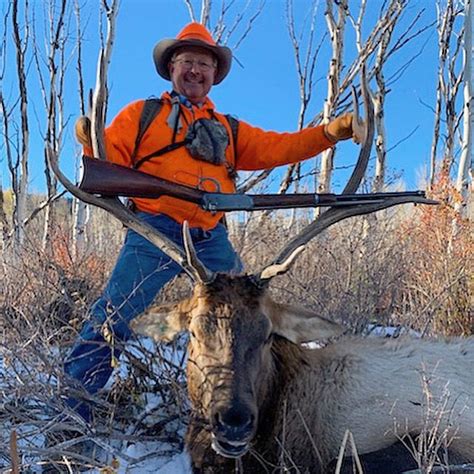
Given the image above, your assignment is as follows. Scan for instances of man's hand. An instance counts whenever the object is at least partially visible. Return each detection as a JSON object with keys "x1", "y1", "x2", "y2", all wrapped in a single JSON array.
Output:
[
  {"x1": 324, "y1": 113, "x2": 366, "y2": 144},
  {"x1": 75, "y1": 116, "x2": 92, "y2": 148}
]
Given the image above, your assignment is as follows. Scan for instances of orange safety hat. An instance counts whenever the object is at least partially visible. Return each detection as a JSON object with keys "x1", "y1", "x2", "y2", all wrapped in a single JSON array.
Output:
[{"x1": 153, "y1": 22, "x2": 232, "y2": 85}]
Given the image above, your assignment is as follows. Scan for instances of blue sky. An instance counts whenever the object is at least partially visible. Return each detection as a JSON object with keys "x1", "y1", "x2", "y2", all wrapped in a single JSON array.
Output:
[{"x1": 2, "y1": 0, "x2": 442, "y2": 193}]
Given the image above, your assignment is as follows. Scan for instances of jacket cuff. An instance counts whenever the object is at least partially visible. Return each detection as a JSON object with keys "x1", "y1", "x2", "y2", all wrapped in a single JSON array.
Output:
[{"x1": 323, "y1": 125, "x2": 338, "y2": 144}]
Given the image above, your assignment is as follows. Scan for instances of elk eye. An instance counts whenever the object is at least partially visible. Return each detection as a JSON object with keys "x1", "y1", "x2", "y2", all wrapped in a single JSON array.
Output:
[{"x1": 189, "y1": 330, "x2": 196, "y2": 339}]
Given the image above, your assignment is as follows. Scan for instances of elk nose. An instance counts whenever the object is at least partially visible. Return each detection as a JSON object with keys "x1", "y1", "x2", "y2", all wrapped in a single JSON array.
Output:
[{"x1": 212, "y1": 406, "x2": 255, "y2": 440}]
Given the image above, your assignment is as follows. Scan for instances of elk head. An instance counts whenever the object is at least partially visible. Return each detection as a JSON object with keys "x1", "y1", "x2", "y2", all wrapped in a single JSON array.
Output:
[{"x1": 131, "y1": 263, "x2": 344, "y2": 458}]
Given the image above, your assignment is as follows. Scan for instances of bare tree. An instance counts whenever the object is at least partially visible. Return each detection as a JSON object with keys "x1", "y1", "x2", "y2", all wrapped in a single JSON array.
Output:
[
  {"x1": 90, "y1": 0, "x2": 119, "y2": 161},
  {"x1": 69, "y1": 0, "x2": 119, "y2": 259},
  {"x1": 72, "y1": 0, "x2": 89, "y2": 258},
  {"x1": 180, "y1": 0, "x2": 266, "y2": 196},
  {"x1": 10, "y1": 0, "x2": 30, "y2": 247},
  {"x1": 454, "y1": 0, "x2": 472, "y2": 217},
  {"x1": 0, "y1": 4, "x2": 11, "y2": 244},
  {"x1": 237, "y1": 1, "x2": 431, "y2": 203},
  {"x1": 430, "y1": 0, "x2": 465, "y2": 187},
  {"x1": 182, "y1": 0, "x2": 266, "y2": 54},
  {"x1": 317, "y1": 0, "x2": 348, "y2": 196},
  {"x1": 280, "y1": 0, "x2": 322, "y2": 198},
  {"x1": 369, "y1": 3, "x2": 403, "y2": 192},
  {"x1": 32, "y1": 0, "x2": 70, "y2": 251},
  {"x1": 318, "y1": 0, "x2": 420, "y2": 192}
]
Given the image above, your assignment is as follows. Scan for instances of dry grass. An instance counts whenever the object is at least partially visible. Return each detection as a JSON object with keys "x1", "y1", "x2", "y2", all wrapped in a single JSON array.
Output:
[{"x1": 0, "y1": 201, "x2": 471, "y2": 471}]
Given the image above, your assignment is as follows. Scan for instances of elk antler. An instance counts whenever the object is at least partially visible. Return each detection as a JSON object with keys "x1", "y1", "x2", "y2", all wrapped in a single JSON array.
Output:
[
  {"x1": 47, "y1": 4, "x2": 215, "y2": 284},
  {"x1": 48, "y1": 149, "x2": 214, "y2": 282},
  {"x1": 183, "y1": 221, "x2": 216, "y2": 284},
  {"x1": 258, "y1": 64, "x2": 437, "y2": 282}
]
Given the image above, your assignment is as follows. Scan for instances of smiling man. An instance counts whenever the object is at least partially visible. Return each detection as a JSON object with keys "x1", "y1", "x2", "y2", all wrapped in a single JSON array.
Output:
[
  {"x1": 69, "y1": 22, "x2": 362, "y2": 422},
  {"x1": 168, "y1": 47, "x2": 217, "y2": 103}
]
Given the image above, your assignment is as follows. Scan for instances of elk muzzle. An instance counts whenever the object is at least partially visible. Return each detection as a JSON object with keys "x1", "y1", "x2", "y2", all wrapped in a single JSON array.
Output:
[{"x1": 210, "y1": 400, "x2": 257, "y2": 458}]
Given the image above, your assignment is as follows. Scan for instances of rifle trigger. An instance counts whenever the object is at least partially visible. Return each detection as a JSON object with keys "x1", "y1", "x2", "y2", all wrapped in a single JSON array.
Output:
[{"x1": 198, "y1": 176, "x2": 221, "y2": 193}]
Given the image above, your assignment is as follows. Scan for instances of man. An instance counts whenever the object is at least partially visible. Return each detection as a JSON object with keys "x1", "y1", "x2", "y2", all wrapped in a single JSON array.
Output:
[{"x1": 69, "y1": 22, "x2": 360, "y2": 421}]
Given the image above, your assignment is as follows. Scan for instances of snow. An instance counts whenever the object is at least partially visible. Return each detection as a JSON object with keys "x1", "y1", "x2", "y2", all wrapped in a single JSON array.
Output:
[
  {"x1": 0, "y1": 336, "x2": 193, "y2": 473},
  {"x1": 1, "y1": 325, "x2": 421, "y2": 472}
]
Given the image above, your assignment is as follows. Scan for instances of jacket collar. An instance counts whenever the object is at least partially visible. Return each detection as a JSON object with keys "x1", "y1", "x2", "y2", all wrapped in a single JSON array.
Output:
[{"x1": 162, "y1": 91, "x2": 215, "y2": 111}]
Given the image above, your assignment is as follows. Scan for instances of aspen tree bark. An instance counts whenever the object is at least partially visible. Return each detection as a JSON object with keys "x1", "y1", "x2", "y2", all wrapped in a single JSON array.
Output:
[
  {"x1": 200, "y1": 0, "x2": 211, "y2": 26},
  {"x1": 35, "y1": 0, "x2": 68, "y2": 251},
  {"x1": 184, "y1": 0, "x2": 198, "y2": 22},
  {"x1": 372, "y1": 22, "x2": 395, "y2": 192},
  {"x1": 0, "y1": 94, "x2": 13, "y2": 243},
  {"x1": 317, "y1": 0, "x2": 347, "y2": 197},
  {"x1": 435, "y1": 0, "x2": 464, "y2": 180},
  {"x1": 0, "y1": 181, "x2": 8, "y2": 247},
  {"x1": 454, "y1": 0, "x2": 472, "y2": 217},
  {"x1": 72, "y1": 0, "x2": 89, "y2": 258},
  {"x1": 90, "y1": 0, "x2": 119, "y2": 162},
  {"x1": 11, "y1": 0, "x2": 29, "y2": 247},
  {"x1": 0, "y1": 10, "x2": 9, "y2": 243},
  {"x1": 280, "y1": 0, "x2": 320, "y2": 197}
]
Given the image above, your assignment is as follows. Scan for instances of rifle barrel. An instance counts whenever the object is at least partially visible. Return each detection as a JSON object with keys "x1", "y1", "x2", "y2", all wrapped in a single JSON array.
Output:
[{"x1": 246, "y1": 191, "x2": 426, "y2": 211}]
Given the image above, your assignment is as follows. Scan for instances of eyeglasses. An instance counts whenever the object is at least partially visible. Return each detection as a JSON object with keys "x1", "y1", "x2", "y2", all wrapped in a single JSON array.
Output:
[{"x1": 172, "y1": 58, "x2": 216, "y2": 73}]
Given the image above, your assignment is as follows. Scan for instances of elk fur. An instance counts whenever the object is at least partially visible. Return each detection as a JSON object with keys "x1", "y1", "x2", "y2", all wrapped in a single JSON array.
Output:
[{"x1": 132, "y1": 275, "x2": 474, "y2": 473}]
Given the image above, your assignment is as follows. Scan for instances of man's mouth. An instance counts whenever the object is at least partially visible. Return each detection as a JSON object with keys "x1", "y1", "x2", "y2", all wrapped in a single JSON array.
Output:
[{"x1": 185, "y1": 79, "x2": 203, "y2": 85}]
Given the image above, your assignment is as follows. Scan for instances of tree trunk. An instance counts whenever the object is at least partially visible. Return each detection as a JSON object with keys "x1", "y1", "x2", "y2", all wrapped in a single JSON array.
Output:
[
  {"x1": 454, "y1": 0, "x2": 472, "y2": 217},
  {"x1": 12, "y1": 0, "x2": 30, "y2": 248}
]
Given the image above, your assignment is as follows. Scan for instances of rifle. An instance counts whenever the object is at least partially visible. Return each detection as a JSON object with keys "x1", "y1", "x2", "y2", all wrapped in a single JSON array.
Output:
[{"x1": 79, "y1": 155, "x2": 432, "y2": 212}]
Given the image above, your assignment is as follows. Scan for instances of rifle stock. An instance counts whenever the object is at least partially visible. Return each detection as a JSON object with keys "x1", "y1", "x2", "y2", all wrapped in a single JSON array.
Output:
[{"x1": 80, "y1": 155, "x2": 204, "y2": 203}]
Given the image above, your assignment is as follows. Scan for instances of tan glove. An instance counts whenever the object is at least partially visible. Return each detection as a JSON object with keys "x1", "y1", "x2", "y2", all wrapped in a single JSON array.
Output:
[
  {"x1": 74, "y1": 116, "x2": 92, "y2": 148},
  {"x1": 324, "y1": 113, "x2": 365, "y2": 144}
]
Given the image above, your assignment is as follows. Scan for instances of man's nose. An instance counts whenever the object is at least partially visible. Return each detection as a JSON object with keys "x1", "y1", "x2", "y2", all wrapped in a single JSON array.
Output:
[{"x1": 189, "y1": 62, "x2": 200, "y2": 73}]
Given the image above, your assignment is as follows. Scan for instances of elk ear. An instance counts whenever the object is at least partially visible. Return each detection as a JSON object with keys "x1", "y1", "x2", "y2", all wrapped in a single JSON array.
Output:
[
  {"x1": 262, "y1": 297, "x2": 345, "y2": 344},
  {"x1": 131, "y1": 301, "x2": 190, "y2": 343}
]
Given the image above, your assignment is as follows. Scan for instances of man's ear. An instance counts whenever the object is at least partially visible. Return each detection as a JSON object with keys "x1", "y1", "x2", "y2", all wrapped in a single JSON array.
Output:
[
  {"x1": 130, "y1": 300, "x2": 190, "y2": 343},
  {"x1": 168, "y1": 60, "x2": 175, "y2": 78},
  {"x1": 262, "y1": 296, "x2": 345, "y2": 344}
]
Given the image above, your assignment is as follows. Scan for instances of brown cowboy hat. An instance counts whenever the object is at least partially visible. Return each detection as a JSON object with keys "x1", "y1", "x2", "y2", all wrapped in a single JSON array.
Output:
[{"x1": 153, "y1": 22, "x2": 232, "y2": 85}]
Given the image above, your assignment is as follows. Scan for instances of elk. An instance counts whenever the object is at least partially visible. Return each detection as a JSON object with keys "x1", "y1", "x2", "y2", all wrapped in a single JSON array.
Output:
[
  {"x1": 131, "y1": 265, "x2": 474, "y2": 473},
  {"x1": 49, "y1": 73, "x2": 474, "y2": 472}
]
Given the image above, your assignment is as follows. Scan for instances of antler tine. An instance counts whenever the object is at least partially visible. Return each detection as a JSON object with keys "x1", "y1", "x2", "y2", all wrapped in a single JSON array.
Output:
[
  {"x1": 257, "y1": 63, "x2": 438, "y2": 281},
  {"x1": 182, "y1": 221, "x2": 216, "y2": 284},
  {"x1": 259, "y1": 247, "x2": 305, "y2": 282},
  {"x1": 343, "y1": 65, "x2": 373, "y2": 195},
  {"x1": 258, "y1": 194, "x2": 436, "y2": 282}
]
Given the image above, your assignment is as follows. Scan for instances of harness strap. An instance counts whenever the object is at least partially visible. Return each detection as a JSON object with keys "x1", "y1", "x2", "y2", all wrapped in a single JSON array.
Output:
[
  {"x1": 225, "y1": 114, "x2": 239, "y2": 148},
  {"x1": 223, "y1": 114, "x2": 239, "y2": 180},
  {"x1": 131, "y1": 98, "x2": 240, "y2": 180},
  {"x1": 131, "y1": 98, "x2": 163, "y2": 164},
  {"x1": 133, "y1": 140, "x2": 188, "y2": 169}
]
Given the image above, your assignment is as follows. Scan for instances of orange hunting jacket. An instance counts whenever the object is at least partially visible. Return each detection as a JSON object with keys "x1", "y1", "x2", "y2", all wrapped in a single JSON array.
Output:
[{"x1": 87, "y1": 92, "x2": 334, "y2": 230}]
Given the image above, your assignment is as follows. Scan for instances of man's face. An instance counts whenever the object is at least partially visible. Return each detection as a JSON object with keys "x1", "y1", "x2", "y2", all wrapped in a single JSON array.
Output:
[{"x1": 169, "y1": 47, "x2": 217, "y2": 104}]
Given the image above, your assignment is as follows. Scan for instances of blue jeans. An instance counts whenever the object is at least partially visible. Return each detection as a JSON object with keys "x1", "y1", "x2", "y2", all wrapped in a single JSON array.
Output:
[{"x1": 64, "y1": 212, "x2": 242, "y2": 420}]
